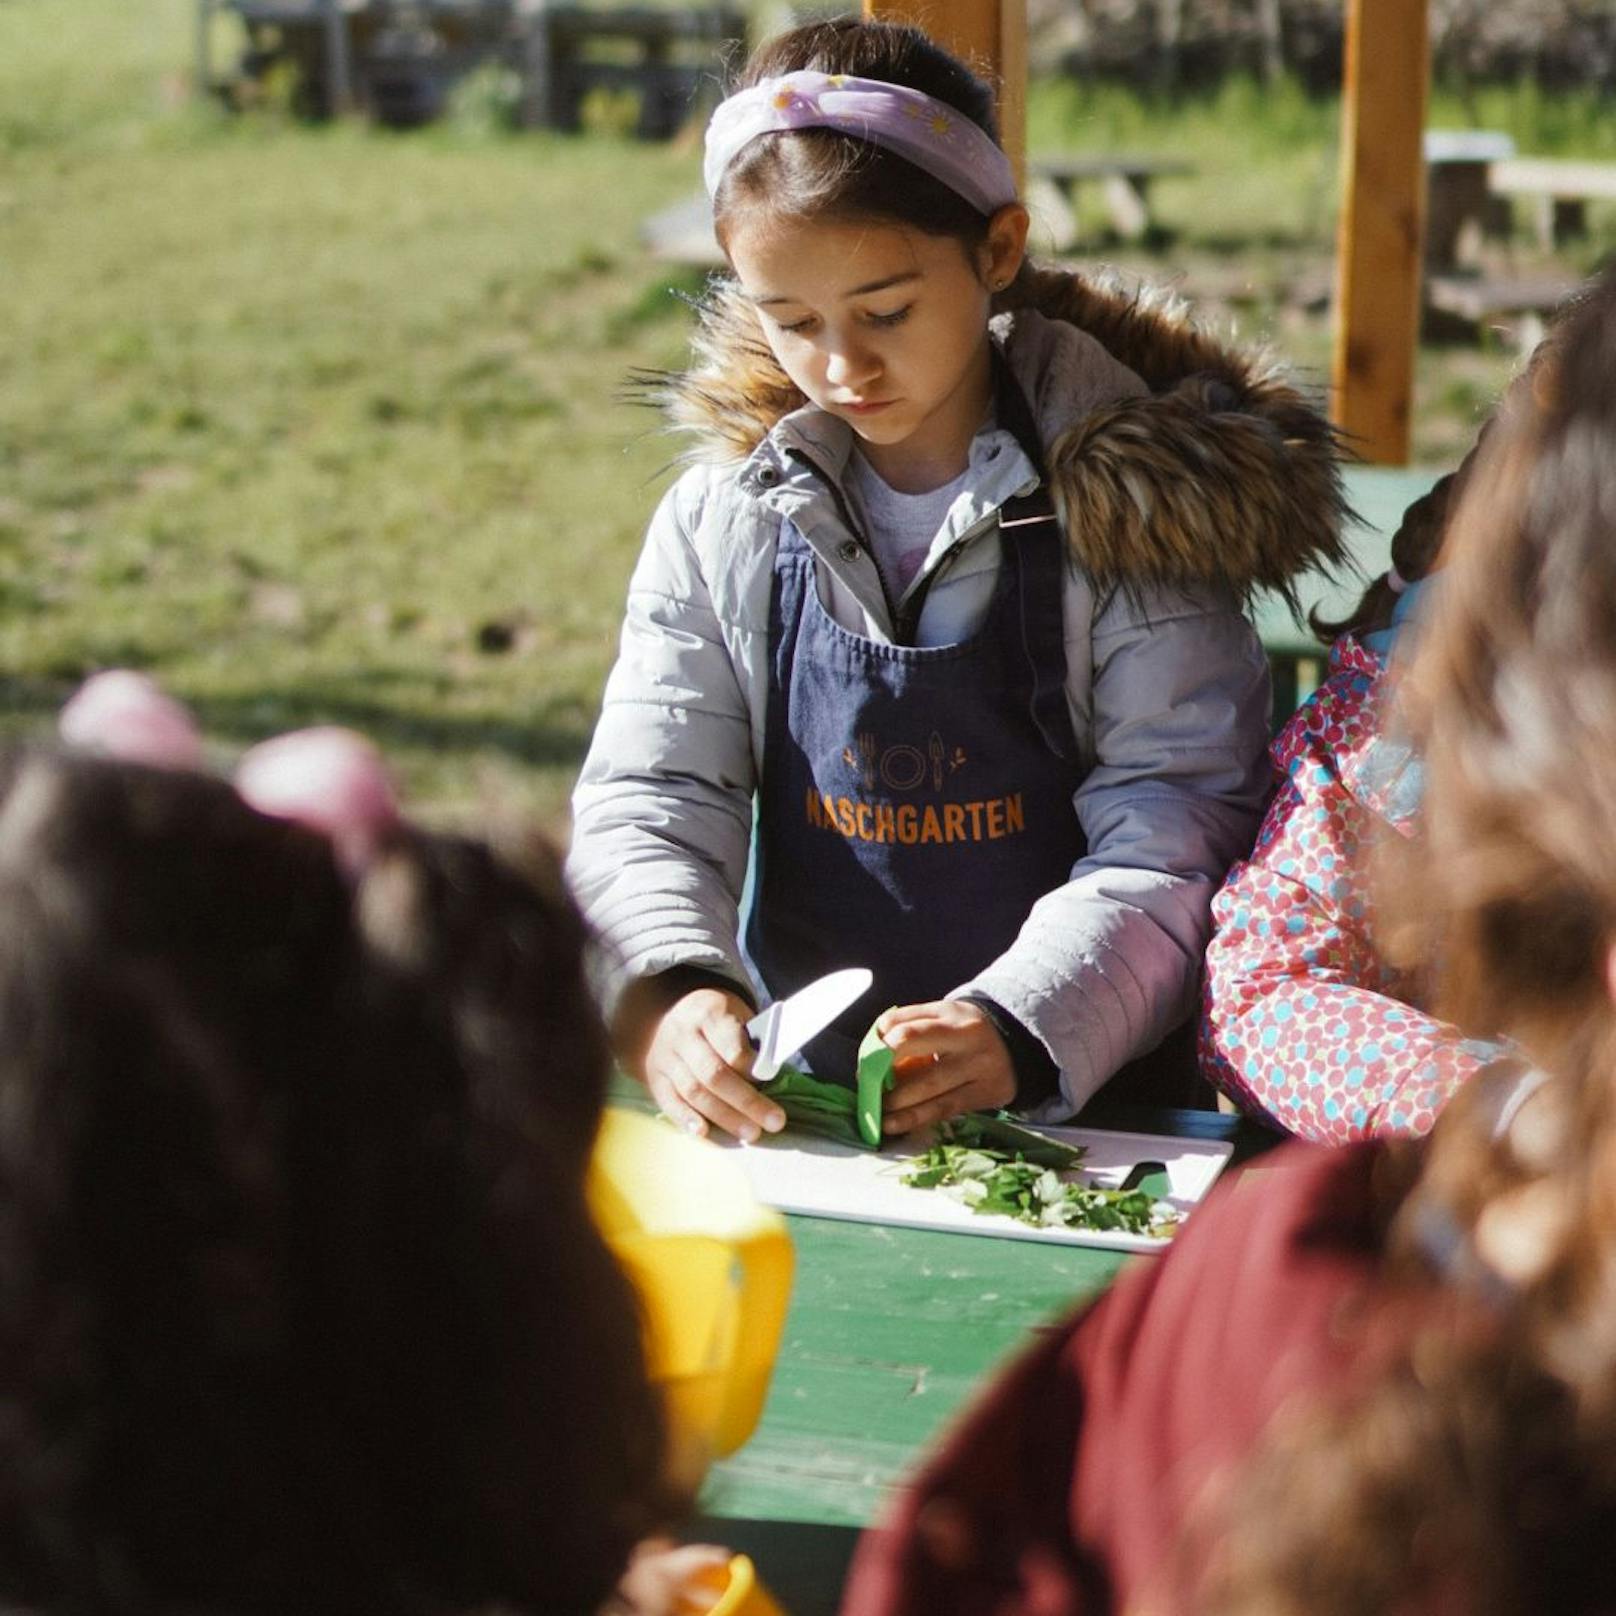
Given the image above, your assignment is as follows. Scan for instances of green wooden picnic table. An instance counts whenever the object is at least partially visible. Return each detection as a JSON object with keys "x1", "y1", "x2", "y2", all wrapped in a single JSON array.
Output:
[
  {"x1": 692, "y1": 1210, "x2": 1115, "y2": 1611},
  {"x1": 682, "y1": 1103, "x2": 1281, "y2": 1613}
]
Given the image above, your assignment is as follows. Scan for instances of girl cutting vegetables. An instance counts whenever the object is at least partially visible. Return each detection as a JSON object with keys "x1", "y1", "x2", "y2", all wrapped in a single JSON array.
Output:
[{"x1": 568, "y1": 16, "x2": 1346, "y2": 1142}]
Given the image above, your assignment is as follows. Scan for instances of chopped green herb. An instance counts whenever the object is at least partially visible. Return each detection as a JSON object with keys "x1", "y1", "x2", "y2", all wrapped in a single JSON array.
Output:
[{"x1": 899, "y1": 1118, "x2": 1178, "y2": 1239}]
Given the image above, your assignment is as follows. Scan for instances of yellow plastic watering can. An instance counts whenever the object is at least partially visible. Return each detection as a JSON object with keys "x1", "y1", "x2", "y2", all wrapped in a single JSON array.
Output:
[{"x1": 588, "y1": 1107, "x2": 795, "y2": 1488}]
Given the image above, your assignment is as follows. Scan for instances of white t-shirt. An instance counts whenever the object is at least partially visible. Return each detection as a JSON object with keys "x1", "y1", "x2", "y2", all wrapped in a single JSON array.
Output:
[{"x1": 847, "y1": 452, "x2": 977, "y2": 611}]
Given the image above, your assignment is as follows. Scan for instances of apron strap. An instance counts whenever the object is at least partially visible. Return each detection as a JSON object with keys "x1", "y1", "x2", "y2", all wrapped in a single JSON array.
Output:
[{"x1": 994, "y1": 361, "x2": 1077, "y2": 764}]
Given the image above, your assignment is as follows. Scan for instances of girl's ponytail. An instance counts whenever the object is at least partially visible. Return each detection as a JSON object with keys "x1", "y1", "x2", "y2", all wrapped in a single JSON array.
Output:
[{"x1": 1307, "y1": 466, "x2": 1457, "y2": 645}]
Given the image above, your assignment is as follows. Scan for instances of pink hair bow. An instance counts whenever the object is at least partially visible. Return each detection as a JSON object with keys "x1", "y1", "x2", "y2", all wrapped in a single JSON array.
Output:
[
  {"x1": 58, "y1": 671, "x2": 205, "y2": 770},
  {"x1": 58, "y1": 671, "x2": 400, "y2": 874},
  {"x1": 234, "y1": 727, "x2": 400, "y2": 874}
]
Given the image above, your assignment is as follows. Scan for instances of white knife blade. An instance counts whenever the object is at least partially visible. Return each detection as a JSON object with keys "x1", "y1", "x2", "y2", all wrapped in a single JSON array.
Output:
[{"x1": 747, "y1": 967, "x2": 874, "y2": 1082}]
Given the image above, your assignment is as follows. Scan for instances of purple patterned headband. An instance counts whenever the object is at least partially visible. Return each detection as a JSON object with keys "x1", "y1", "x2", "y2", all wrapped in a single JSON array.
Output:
[{"x1": 703, "y1": 71, "x2": 1018, "y2": 217}]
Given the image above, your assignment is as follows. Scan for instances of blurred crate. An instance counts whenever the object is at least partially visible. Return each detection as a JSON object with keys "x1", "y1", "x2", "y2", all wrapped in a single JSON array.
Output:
[
  {"x1": 199, "y1": 0, "x2": 741, "y2": 135},
  {"x1": 197, "y1": 0, "x2": 521, "y2": 123},
  {"x1": 515, "y1": 0, "x2": 745, "y2": 139}
]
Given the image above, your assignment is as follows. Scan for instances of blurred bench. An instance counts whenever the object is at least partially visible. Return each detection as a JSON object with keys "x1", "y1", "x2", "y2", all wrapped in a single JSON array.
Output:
[
  {"x1": 1489, "y1": 156, "x2": 1616, "y2": 250},
  {"x1": 1424, "y1": 272, "x2": 1580, "y2": 354},
  {"x1": 198, "y1": 0, "x2": 360, "y2": 115},
  {"x1": 199, "y1": 0, "x2": 742, "y2": 133},
  {"x1": 197, "y1": 0, "x2": 515, "y2": 122},
  {"x1": 517, "y1": 0, "x2": 744, "y2": 139},
  {"x1": 1027, "y1": 154, "x2": 1194, "y2": 248},
  {"x1": 1420, "y1": 133, "x2": 1581, "y2": 353}
]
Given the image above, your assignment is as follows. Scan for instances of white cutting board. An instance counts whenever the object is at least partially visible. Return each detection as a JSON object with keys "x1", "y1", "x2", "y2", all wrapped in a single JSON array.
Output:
[{"x1": 722, "y1": 1122, "x2": 1234, "y2": 1255}]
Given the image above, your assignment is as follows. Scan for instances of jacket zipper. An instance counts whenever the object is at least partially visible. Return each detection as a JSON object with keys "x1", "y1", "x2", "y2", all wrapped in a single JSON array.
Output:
[{"x1": 779, "y1": 447, "x2": 1024, "y2": 648}]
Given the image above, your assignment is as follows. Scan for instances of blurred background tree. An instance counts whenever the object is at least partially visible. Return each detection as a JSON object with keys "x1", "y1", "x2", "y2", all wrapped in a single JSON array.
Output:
[{"x1": 1026, "y1": 0, "x2": 1616, "y2": 91}]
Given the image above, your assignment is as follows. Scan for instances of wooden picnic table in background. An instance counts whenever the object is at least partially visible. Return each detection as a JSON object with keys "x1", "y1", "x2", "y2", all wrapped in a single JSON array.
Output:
[
  {"x1": 1489, "y1": 156, "x2": 1616, "y2": 251},
  {"x1": 197, "y1": 0, "x2": 744, "y2": 133},
  {"x1": 1420, "y1": 130, "x2": 1585, "y2": 352},
  {"x1": 1422, "y1": 129, "x2": 1516, "y2": 273},
  {"x1": 1026, "y1": 153, "x2": 1195, "y2": 248},
  {"x1": 518, "y1": 0, "x2": 744, "y2": 139}
]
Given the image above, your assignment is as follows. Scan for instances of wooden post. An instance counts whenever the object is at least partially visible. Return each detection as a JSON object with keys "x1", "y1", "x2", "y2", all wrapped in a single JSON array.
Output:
[
  {"x1": 195, "y1": 0, "x2": 214, "y2": 99},
  {"x1": 1332, "y1": 0, "x2": 1430, "y2": 465},
  {"x1": 863, "y1": 0, "x2": 1026, "y2": 186},
  {"x1": 321, "y1": 0, "x2": 354, "y2": 116},
  {"x1": 1255, "y1": 0, "x2": 1283, "y2": 83}
]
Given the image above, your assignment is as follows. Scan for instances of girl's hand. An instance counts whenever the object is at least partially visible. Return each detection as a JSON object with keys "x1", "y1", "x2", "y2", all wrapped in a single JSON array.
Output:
[
  {"x1": 604, "y1": 1539, "x2": 733, "y2": 1615},
  {"x1": 875, "y1": 1000, "x2": 1017, "y2": 1135},
  {"x1": 639, "y1": 987, "x2": 787, "y2": 1144}
]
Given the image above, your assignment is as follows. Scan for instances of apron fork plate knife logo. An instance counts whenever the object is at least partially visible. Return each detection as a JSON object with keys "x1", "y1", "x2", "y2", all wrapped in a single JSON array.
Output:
[{"x1": 747, "y1": 968, "x2": 874, "y2": 1083}]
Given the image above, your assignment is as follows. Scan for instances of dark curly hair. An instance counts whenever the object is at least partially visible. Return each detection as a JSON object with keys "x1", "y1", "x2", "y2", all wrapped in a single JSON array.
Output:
[{"x1": 0, "y1": 748, "x2": 675, "y2": 1614}]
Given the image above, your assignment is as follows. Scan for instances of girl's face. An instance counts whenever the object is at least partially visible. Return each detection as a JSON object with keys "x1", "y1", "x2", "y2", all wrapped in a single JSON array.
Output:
[{"x1": 727, "y1": 207, "x2": 1027, "y2": 493}]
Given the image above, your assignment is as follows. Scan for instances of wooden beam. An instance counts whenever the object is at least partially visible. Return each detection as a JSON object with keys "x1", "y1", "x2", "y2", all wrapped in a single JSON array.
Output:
[
  {"x1": 1332, "y1": 0, "x2": 1430, "y2": 465},
  {"x1": 862, "y1": 0, "x2": 1026, "y2": 182}
]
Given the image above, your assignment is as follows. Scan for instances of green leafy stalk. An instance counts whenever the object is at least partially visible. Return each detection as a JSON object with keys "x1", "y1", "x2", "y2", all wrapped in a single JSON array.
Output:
[
  {"x1": 757, "y1": 1063, "x2": 873, "y2": 1150},
  {"x1": 935, "y1": 1110, "x2": 1090, "y2": 1170},
  {"x1": 855, "y1": 1020, "x2": 896, "y2": 1148}
]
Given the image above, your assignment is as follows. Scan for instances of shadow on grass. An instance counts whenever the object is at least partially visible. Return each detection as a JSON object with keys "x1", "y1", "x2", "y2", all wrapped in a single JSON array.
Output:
[{"x1": 0, "y1": 671, "x2": 594, "y2": 770}]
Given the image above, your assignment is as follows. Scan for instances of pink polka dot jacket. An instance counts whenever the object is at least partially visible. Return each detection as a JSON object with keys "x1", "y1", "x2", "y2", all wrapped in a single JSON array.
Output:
[{"x1": 1199, "y1": 632, "x2": 1503, "y2": 1143}]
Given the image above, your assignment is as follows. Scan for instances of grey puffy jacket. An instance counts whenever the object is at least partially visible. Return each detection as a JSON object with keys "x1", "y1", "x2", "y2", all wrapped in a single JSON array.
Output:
[{"x1": 569, "y1": 268, "x2": 1347, "y2": 1116}]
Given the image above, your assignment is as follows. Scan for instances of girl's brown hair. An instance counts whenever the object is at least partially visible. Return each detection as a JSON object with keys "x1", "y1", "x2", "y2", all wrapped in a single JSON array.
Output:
[
  {"x1": 712, "y1": 17, "x2": 1011, "y2": 271},
  {"x1": 1198, "y1": 267, "x2": 1616, "y2": 1615}
]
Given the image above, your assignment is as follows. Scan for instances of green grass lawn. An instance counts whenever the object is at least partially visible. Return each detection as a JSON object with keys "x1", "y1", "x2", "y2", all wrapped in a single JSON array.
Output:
[
  {"x1": 5, "y1": 0, "x2": 1615, "y2": 829},
  {"x1": 2, "y1": 0, "x2": 710, "y2": 829}
]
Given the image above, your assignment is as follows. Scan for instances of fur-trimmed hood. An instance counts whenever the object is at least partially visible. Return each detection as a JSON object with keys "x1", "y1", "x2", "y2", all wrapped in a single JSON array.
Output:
[{"x1": 658, "y1": 263, "x2": 1350, "y2": 609}]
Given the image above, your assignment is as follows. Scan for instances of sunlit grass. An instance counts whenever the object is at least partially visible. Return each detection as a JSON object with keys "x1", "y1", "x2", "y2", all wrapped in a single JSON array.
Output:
[
  {"x1": 0, "y1": 0, "x2": 712, "y2": 830},
  {"x1": 4, "y1": 1, "x2": 1610, "y2": 828}
]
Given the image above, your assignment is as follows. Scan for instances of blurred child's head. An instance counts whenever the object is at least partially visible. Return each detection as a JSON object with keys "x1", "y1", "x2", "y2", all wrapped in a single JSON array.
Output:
[
  {"x1": 1308, "y1": 464, "x2": 1461, "y2": 644},
  {"x1": 1393, "y1": 272, "x2": 1616, "y2": 1074},
  {"x1": 1199, "y1": 267, "x2": 1616, "y2": 1616},
  {"x1": 0, "y1": 714, "x2": 673, "y2": 1613},
  {"x1": 1313, "y1": 318, "x2": 1567, "y2": 649}
]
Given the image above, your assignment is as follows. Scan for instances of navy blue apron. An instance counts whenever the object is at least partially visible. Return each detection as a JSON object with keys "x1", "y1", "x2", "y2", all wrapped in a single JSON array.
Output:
[{"x1": 744, "y1": 371, "x2": 1088, "y2": 1082}]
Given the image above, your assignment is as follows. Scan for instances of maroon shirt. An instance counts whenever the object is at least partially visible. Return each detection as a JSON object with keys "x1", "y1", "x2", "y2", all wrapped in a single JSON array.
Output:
[{"x1": 841, "y1": 1142, "x2": 1397, "y2": 1616}]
